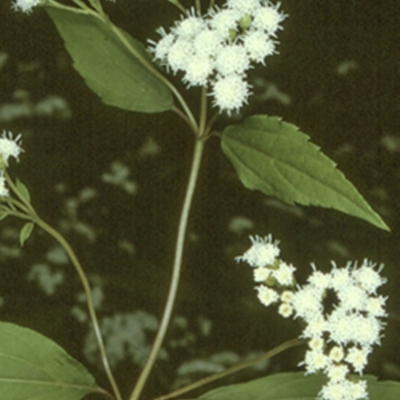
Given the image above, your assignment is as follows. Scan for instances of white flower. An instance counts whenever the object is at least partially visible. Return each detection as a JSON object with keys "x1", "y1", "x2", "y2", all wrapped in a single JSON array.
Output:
[
  {"x1": 328, "y1": 346, "x2": 344, "y2": 363},
  {"x1": 352, "y1": 260, "x2": 386, "y2": 294},
  {"x1": 184, "y1": 56, "x2": 214, "y2": 87},
  {"x1": 255, "y1": 284, "x2": 279, "y2": 307},
  {"x1": 281, "y1": 290, "x2": 294, "y2": 303},
  {"x1": 209, "y1": 8, "x2": 241, "y2": 40},
  {"x1": 194, "y1": 29, "x2": 222, "y2": 57},
  {"x1": 12, "y1": 0, "x2": 41, "y2": 13},
  {"x1": 319, "y1": 379, "x2": 352, "y2": 400},
  {"x1": 211, "y1": 74, "x2": 250, "y2": 114},
  {"x1": 150, "y1": 29, "x2": 175, "y2": 61},
  {"x1": 292, "y1": 285, "x2": 323, "y2": 321},
  {"x1": 365, "y1": 295, "x2": 387, "y2": 317},
  {"x1": 215, "y1": 44, "x2": 250, "y2": 76},
  {"x1": 226, "y1": 0, "x2": 261, "y2": 14},
  {"x1": 309, "y1": 336, "x2": 324, "y2": 351},
  {"x1": 347, "y1": 380, "x2": 368, "y2": 400},
  {"x1": 235, "y1": 234, "x2": 280, "y2": 268},
  {"x1": 336, "y1": 284, "x2": 367, "y2": 312},
  {"x1": 345, "y1": 346, "x2": 369, "y2": 374},
  {"x1": 278, "y1": 302, "x2": 293, "y2": 318},
  {"x1": 272, "y1": 261, "x2": 296, "y2": 286},
  {"x1": 253, "y1": 266, "x2": 271, "y2": 282},
  {"x1": 244, "y1": 31, "x2": 277, "y2": 63},
  {"x1": 0, "y1": 131, "x2": 23, "y2": 169},
  {"x1": 326, "y1": 363, "x2": 349, "y2": 383},
  {"x1": 302, "y1": 349, "x2": 329, "y2": 374},
  {"x1": 149, "y1": 1, "x2": 286, "y2": 114},
  {"x1": 330, "y1": 266, "x2": 352, "y2": 290},
  {"x1": 319, "y1": 378, "x2": 368, "y2": 400},
  {"x1": 327, "y1": 309, "x2": 356, "y2": 345},
  {"x1": 167, "y1": 39, "x2": 194, "y2": 73},
  {"x1": 302, "y1": 317, "x2": 326, "y2": 339},
  {"x1": 307, "y1": 267, "x2": 331, "y2": 289},
  {"x1": 0, "y1": 175, "x2": 9, "y2": 197},
  {"x1": 252, "y1": 3, "x2": 286, "y2": 35},
  {"x1": 174, "y1": 13, "x2": 206, "y2": 39}
]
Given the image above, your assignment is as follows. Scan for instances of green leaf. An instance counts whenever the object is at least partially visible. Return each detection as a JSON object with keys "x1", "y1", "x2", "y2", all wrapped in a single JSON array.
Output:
[
  {"x1": 19, "y1": 221, "x2": 34, "y2": 246},
  {"x1": 45, "y1": 7, "x2": 173, "y2": 113},
  {"x1": 0, "y1": 322, "x2": 99, "y2": 400},
  {"x1": 221, "y1": 115, "x2": 389, "y2": 231},
  {"x1": 16, "y1": 179, "x2": 30, "y2": 203},
  {"x1": 199, "y1": 373, "x2": 400, "y2": 400}
]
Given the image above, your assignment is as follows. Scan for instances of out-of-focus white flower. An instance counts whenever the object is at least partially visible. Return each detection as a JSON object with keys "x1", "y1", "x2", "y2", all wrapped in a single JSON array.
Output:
[
  {"x1": 148, "y1": 1, "x2": 286, "y2": 114},
  {"x1": 0, "y1": 131, "x2": 23, "y2": 169},
  {"x1": 253, "y1": 266, "x2": 271, "y2": 282},
  {"x1": 11, "y1": 0, "x2": 42, "y2": 13},
  {"x1": 255, "y1": 285, "x2": 278, "y2": 307},
  {"x1": 272, "y1": 261, "x2": 296, "y2": 286},
  {"x1": 0, "y1": 175, "x2": 9, "y2": 197}
]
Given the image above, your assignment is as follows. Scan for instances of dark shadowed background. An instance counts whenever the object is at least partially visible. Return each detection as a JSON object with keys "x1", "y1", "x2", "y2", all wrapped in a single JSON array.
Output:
[{"x1": 1, "y1": 0, "x2": 399, "y2": 398}]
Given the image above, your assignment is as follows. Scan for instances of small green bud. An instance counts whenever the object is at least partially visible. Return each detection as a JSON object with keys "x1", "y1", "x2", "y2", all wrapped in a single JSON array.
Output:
[
  {"x1": 228, "y1": 28, "x2": 238, "y2": 41},
  {"x1": 239, "y1": 14, "x2": 252, "y2": 31},
  {"x1": 265, "y1": 275, "x2": 276, "y2": 287}
]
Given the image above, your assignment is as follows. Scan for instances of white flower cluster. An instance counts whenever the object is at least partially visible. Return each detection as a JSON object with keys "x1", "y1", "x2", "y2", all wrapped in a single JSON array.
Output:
[
  {"x1": 0, "y1": 131, "x2": 23, "y2": 197},
  {"x1": 11, "y1": 0, "x2": 42, "y2": 13},
  {"x1": 149, "y1": 0, "x2": 286, "y2": 114},
  {"x1": 236, "y1": 235, "x2": 388, "y2": 400}
]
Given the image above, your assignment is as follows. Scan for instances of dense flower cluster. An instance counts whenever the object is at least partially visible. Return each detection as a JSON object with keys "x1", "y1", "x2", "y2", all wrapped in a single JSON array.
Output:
[
  {"x1": 149, "y1": 0, "x2": 286, "y2": 114},
  {"x1": 0, "y1": 131, "x2": 23, "y2": 196},
  {"x1": 236, "y1": 235, "x2": 388, "y2": 400}
]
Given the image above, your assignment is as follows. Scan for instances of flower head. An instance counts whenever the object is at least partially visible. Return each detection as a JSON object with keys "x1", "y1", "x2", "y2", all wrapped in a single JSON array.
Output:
[
  {"x1": 148, "y1": 1, "x2": 286, "y2": 114},
  {"x1": 235, "y1": 234, "x2": 280, "y2": 267},
  {"x1": 0, "y1": 131, "x2": 23, "y2": 170},
  {"x1": 237, "y1": 234, "x2": 388, "y2": 400},
  {"x1": 12, "y1": 0, "x2": 42, "y2": 13}
]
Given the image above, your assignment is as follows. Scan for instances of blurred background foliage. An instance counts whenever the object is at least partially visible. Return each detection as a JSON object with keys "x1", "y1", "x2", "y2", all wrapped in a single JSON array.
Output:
[{"x1": 0, "y1": 0, "x2": 399, "y2": 399}]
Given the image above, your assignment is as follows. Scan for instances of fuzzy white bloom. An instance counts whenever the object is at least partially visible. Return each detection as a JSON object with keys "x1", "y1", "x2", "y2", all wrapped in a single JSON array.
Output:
[
  {"x1": 253, "y1": 266, "x2": 271, "y2": 282},
  {"x1": 0, "y1": 131, "x2": 23, "y2": 168},
  {"x1": 211, "y1": 74, "x2": 251, "y2": 115},
  {"x1": 326, "y1": 363, "x2": 349, "y2": 383},
  {"x1": 148, "y1": 1, "x2": 286, "y2": 114},
  {"x1": 328, "y1": 346, "x2": 344, "y2": 363},
  {"x1": 302, "y1": 349, "x2": 329, "y2": 374},
  {"x1": 226, "y1": 0, "x2": 261, "y2": 14},
  {"x1": 236, "y1": 234, "x2": 280, "y2": 267},
  {"x1": 12, "y1": 0, "x2": 41, "y2": 13},
  {"x1": 345, "y1": 346, "x2": 370, "y2": 374},
  {"x1": 237, "y1": 234, "x2": 388, "y2": 400},
  {"x1": 0, "y1": 175, "x2": 9, "y2": 197},
  {"x1": 278, "y1": 302, "x2": 293, "y2": 318},
  {"x1": 256, "y1": 285, "x2": 279, "y2": 307},
  {"x1": 272, "y1": 261, "x2": 296, "y2": 286}
]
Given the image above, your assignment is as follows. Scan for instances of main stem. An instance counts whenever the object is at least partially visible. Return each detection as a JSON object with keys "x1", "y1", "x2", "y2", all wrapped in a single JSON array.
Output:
[{"x1": 129, "y1": 138, "x2": 206, "y2": 400}]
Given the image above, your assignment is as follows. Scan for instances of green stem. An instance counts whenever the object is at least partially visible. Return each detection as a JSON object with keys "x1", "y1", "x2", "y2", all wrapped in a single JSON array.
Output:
[
  {"x1": 128, "y1": 138, "x2": 206, "y2": 400},
  {"x1": 35, "y1": 218, "x2": 122, "y2": 400},
  {"x1": 154, "y1": 338, "x2": 306, "y2": 400},
  {"x1": 166, "y1": 0, "x2": 187, "y2": 14}
]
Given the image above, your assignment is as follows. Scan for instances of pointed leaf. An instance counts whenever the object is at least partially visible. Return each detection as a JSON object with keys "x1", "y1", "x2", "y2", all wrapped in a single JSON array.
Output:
[
  {"x1": 221, "y1": 115, "x2": 389, "y2": 231},
  {"x1": 16, "y1": 178, "x2": 31, "y2": 203},
  {"x1": 45, "y1": 7, "x2": 173, "y2": 113},
  {"x1": 0, "y1": 322, "x2": 100, "y2": 400},
  {"x1": 199, "y1": 372, "x2": 400, "y2": 400},
  {"x1": 19, "y1": 221, "x2": 34, "y2": 246}
]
